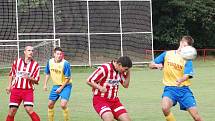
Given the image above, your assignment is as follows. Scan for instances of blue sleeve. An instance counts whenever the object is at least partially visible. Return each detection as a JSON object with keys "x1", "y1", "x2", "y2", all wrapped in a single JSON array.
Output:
[
  {"x1": 154, "y1": 51, "x2": 166, "y2": 64},
  {"x1": 184, "y1": 60, "x2": 194, "y2": 77},
  {"x1": 44, "y1": 60, "x2": 50, "y2": 74},
  {"x1": 64, "y1": 61, "x2": 71, "y2": 78}
]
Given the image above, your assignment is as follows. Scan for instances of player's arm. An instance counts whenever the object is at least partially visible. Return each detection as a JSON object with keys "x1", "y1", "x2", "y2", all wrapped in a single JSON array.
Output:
[
  {"x1": 176, "y1": 60, "x2": 194, "y2": 86},
  {"x1": 6, "y1": 76, "x2": 14, "y2": 94},
  {"x1": 43, "y1": 60, "x2": 50, "y2": 91},
  {"x1": 121, "y1": 69, "x2": 131, "y2": 88},
  {"x1": 149, "y1": 51, "x2": 166, "y2": 69},
  {"x1": 55, "y1": 61, "x2": 71, "y2": 94},
  {"x1": 86, "y1": 67, "x2": 107, "y2": 93},
  {"x1": 6, "y1": 61, "x2": 16, "y2": 94},
  {"x1": 43, "y1": 74, "x2": 50, "y2": 91}
]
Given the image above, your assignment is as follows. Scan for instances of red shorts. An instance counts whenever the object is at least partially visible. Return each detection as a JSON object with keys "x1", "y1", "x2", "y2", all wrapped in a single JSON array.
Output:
[
  {"x1": 93, "y1": 96, "x2": 127, "y2": 119},
  {"x1": 9, "y1": 88, "x2": 34, "y2": 107}
]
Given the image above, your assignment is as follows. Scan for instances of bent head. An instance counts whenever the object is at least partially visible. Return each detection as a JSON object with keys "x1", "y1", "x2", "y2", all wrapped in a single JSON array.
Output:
[
  {"x1": 115, "y1": 56, "x2": 132, "y2": 73},
  {"x1": 179, "y1": 36, "x2": 194, "y2": 50},
  {"x1": 24, "y1": 46, "x2": 34, "y2": 59},
  {"x1": 54, "y1": 47, "x2": 63, "y2": 62}
]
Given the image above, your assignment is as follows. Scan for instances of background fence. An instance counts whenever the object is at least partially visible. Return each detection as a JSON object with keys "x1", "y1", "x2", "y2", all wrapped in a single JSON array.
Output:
[{"x1": 0, "y1": 0, "x2": 153, "y2": 68}]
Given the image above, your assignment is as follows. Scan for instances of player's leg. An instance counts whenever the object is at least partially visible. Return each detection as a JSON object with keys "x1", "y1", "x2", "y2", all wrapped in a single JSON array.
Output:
[
  {"x1": 6, "y1": 106, "x2": 18, "y2": 121},
  {"x1": 48, "y1": 85, "x2": 60, "y2": 121},
  {"x1": 93, "y1": 96, "x2": 114, "y2": 121},
  {"x1": 102, "y1": 112, "x2": 115, "y2": 121},
  {"x1": 187, "y1": 107, "x2": 203, "y2": 121},
  {"x1": 6, "y1": 88, "x2": 21, "y2": 121},
  {"x1": 178, "y1": 87, "x2": 203, "y2": 121},
  {"x1": 162, "y1": 86, "x2": 178, "y2": 121},
  {"x1": 23, "y1": 89, "x2": 40, "y2": 121},
  {"x1": 111, "y1": 98, "x2": 130, "y2": 121},
  {"x1": 60, "y1": 83, "x2": 72, "y2": 121}
]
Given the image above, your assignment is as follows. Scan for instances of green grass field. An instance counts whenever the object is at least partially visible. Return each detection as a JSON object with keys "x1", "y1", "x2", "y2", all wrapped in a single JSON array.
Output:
[{"x1": 0, "y1": 61, "x2": 214, "y2": 121}]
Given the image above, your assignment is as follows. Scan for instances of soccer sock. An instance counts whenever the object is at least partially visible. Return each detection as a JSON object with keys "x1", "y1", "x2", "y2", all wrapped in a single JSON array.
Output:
[
  {"x1": 6, "y1": 115, "x2": 14, "y2": 121},
  {"x1": 48, "y1": 108, "x2": 54, "y2": 121},
  {"x1": 165, "y1": 112, "x2": 176, "y2": 121},
  {"x1": 62, "y1": 107, "x2": 69, "y2": 121},
  {"x1": 29, "y1": 112, "x2": 40, "y2": 121}
]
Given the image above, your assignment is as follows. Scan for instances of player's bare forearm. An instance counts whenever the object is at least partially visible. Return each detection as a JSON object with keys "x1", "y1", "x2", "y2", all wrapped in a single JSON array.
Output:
[
  {"x1": 176, "y1": 75, "x2": 189, "y2": 86},
  {"x1": 43, "y1": 75, "x2": 50, "y2": 86},
  {"x1": 122, "y1": 70, "x2": 131, "y2": 88},
  {"x1": 43, "y1": 75, "x2": 50, "y2": 91},
  {"x1": 149, "y1": 62, "x2": 163, "y2": 70},
  {"x1": 87, "y1": 81, "x2": 107, "y2": 93},
  {"x1": 60, "y1": 78, "x2": 70, "y2": 89},
  {"x1": 28, "y1": 77, "x2": 39, "y2": 84},
  {"x1": 6, "y1": 76, "x2": 13, "y2": 94}
]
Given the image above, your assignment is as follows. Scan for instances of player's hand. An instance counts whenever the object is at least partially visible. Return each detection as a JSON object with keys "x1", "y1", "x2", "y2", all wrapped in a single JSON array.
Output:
[
  {"x1": 55, "y1": 87, "x2": 63, "y2": 94},
  {"x1": 175, "y1": 80, "x2": 181, "y2": 86},
  {"x1": 43, "y1": 85, "x2": 48, "y2": 91},
  {"x1": 6, "y1": 86, "x2": 11, "y2": 94},
  {"x1": 156, "y1": 64, "x2": 163, "y2": 70},
  {"x1": 98, "y1": 86, "x2": 107, "y2": 93}
]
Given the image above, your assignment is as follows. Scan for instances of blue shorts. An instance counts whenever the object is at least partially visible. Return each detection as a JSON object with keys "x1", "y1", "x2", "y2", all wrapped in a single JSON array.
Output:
[
  {"x1": 162, "y1": 86, "x2": 196, "y2": 110},
  {"x1": 49, "y1": 83, "x2": 72, "y2": 101}
]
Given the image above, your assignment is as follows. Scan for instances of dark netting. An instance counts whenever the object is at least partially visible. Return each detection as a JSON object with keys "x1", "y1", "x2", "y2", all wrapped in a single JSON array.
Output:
[
  {"x1": 0, "y1": 0, "x2": 16, "y2": 40},
  {"x1": 89, "y1": 1, "x2": 120, "y2": 33},
  {"x1": 18, "y1": 0, "x2": 53, "y2": 33},
  {"x1": 121, "y1": 1, "x2": 151, "y2": 32},
  {"x1": 123, "y1": 33, "x2": 152, "y2": 62},
  {"x1": 90, "y1": 34, "x2": 121, "y2": 64},
  {"x1": 55, "y1": 1, "x2": 88, "y2": 33},
  {"x1": 56, "y1": 35, "x2": 89, "y2": 65},
  {"x1": 0, "y1": 0, "x2": 152, "y2": 67}
]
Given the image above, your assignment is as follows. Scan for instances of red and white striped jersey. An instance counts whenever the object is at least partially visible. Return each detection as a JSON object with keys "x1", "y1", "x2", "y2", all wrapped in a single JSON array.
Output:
[
  {"x1": 9, "y1": 58, "x2": 40, "y2": 89},
  {"x1": 87, "y1": 62, "x2": 127, "y2": 99}
]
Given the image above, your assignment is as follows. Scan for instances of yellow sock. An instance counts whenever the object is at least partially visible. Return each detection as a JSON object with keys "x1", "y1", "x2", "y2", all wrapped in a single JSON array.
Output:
[
  {"x1": 165, "y1": 112, "x2": 176, "y2": 121},
  {"x1": 48, "y1": 108, "x2": 54, "y2": 121},
  {"x1": 62, "y1": 108, "x2": 69, "y2": 121}
]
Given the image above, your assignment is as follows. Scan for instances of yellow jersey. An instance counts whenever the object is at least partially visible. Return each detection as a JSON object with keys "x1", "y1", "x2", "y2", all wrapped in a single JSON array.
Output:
[
  {"x1": 154, "y1": 50, "x2": 194, "y2": 86},
  {"x1": 45, "y1": 58, "x2": 72, "y2": 85}
]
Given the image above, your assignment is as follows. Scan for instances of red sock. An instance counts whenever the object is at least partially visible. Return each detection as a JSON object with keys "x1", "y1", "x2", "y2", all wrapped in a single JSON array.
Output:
[
  {"x1": 6, "y1": 115, "x2": 14, "y2": 121},
  {"x1": 29, "y1": 112, "x2": 40, "y2": 121}
]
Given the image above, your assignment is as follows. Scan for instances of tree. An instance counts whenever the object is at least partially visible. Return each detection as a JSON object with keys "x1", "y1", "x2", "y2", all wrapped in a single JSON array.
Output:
[{"x1": 152, "y1": 0, "x2": 215, "y2": 49}]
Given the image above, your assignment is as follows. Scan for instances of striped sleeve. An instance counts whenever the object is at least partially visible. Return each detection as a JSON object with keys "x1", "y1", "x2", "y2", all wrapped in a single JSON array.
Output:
[
  {"x1": 87, "y1": 66, "x2": 106, "y2": 83},
  {"x1": 33, "y1": 63, "x2": 40, "y2": 81}
]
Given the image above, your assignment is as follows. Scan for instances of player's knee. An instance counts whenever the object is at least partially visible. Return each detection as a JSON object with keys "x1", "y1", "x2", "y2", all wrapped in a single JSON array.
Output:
[
  {"x1": 60, "y1": 104, "x2": 67, "y2": 109},
  {"x1": 8, "y1": 108, "x2": 18, "y2": 116},
  {"x1": 24, "y1": 107, "x2": 34, "y2": 114},
  {"x1": 48, "y1": 103, "x2": 54, "y2": 109},
  {"x1": 102, "y1": 112, "x2": 114, "y2": 121},
  {"x1": 161, "y1": 107, "x2": 170, "y2": 116}
]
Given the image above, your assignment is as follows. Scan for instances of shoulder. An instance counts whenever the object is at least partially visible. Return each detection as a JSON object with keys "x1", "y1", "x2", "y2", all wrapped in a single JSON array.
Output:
[
  {"x1": 62, "y1": 59, "x2": 70, "y2": 65},
  {"x1": 31, "y1": 59, "x2": 39, "y2": 66},
  {"x1": 100, "y1": 63, "x2": 111, "y2": 71}
]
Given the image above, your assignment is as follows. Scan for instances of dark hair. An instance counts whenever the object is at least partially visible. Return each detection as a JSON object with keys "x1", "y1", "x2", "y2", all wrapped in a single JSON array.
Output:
[
  {"x1": 54, "y1": 47, "x2": 63, "y2": 52},
  {"x1": 181, "y1": 36, "x2": 194, "y2": 46},
  {"x1": 117, "y1": 56, "x2": 132, "y2": 68}
]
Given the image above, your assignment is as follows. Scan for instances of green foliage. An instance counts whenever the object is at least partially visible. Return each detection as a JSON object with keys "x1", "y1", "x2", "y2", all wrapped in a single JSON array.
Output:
[
  {"x1": 18, "y1": 0, "x2": 48, "y2": 12},
  {"x1": 153, "y1": 0, "x2": 215, "y2": 49}
]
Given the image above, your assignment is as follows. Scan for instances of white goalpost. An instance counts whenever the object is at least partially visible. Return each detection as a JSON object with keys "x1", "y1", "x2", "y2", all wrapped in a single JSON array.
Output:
[{"x1": 0, "y1": 39, "x2": 60, "y2": 69}]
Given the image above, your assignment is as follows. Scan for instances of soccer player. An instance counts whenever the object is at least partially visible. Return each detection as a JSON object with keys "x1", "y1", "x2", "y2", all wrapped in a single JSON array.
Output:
[
  {"x1": 43, "y1": 47, "x2": 72, "y2": 121},
  {"x1": 149, "y1": 36, "x2": 203, "y2": 121},
  {"x1": 87, "y1": 56, "x2": 132, "y2": 121},
  {"x1": 5, "y1": 46, "x2": 40, "y2": 121}
]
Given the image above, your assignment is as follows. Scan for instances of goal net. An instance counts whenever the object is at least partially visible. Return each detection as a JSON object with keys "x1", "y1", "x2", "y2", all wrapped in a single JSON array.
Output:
[
  {"x1": 0, "y1": 0, "x2": 153, "y2": 67},
  {"x1": 0, "y1": 39, "x2": 60, "y2": 69}
]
